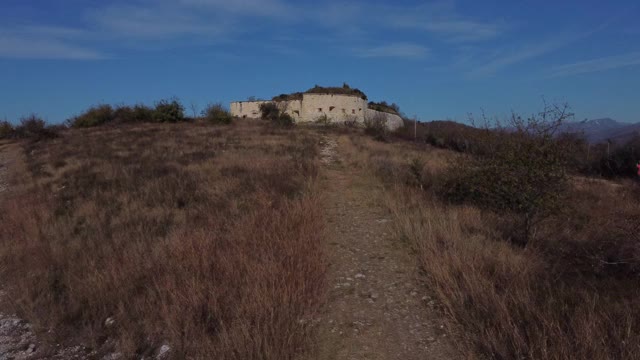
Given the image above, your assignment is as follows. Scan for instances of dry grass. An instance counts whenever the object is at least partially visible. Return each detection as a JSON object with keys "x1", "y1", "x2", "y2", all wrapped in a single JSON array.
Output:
[
  {"x1": 0, "y1": 120, "x2": 326, "y2": 359},
  {"x1": 344, "y1": 134, "x2": 640, "y2": 360}
]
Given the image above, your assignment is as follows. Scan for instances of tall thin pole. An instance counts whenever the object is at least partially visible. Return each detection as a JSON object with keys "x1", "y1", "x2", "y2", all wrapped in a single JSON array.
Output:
[{"x1": 414, "y1": 116, "x2": 417, "y2": 141}]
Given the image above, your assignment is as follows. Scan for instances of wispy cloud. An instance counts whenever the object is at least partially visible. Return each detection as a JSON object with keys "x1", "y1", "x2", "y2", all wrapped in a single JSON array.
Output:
[
  {"x1": 468, "y1": 38, "x2": 569, "y2": 77},
  {"x1": 466, "y1": 28, "x2": 606, "y2": 78},
  {"x1": 180, "y1": 0, "x2": 296, "y2": 18},
  {"x1": 0, "y1": 27, "x2": 103, "y2": 60},
  {"x1": 0, "y1": 0, "x2": 506, "y2": 60},
  {"x1": 354, "y1": 43, "x2": 429, "y2": 59},
  {"x1": 383, "y1": 1, "x2": 505, "y2": 42},
  {"x1": 549, "y1": 52, "x2": 640, "y2": 77},
  {"x1": 87, "y1": 3, "x2": 228, "y2": 39},
  {"x1": 464, "y1": 18, "x2": 619, "y2": 78},
  {"x1": 423, "y1": 20, "x2": 502, "y2": 42},
  {"x1": 388, "y1": 16, "x2": 503, "y2": 42}
]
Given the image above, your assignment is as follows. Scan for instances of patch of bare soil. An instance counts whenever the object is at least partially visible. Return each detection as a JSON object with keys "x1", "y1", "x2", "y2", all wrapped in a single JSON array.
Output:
[{"x1": 312, "y1": 135, "x2": 453, "y2": 359}]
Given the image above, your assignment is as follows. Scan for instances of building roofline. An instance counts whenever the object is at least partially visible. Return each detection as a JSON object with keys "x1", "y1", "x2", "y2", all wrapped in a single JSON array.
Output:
[
  {"x1": 232, "y1": 93, "x2": 366, "y2": 103},
  {"x1": 302, "y1": 92, "x2": 365, "y2": 98},
  {"x1": 230, "y1": 99, "x2": 270, "y2": 103}
]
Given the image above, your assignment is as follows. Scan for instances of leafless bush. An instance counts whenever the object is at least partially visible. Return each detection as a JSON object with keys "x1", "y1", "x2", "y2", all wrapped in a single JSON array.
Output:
[
  {"x1": 0, "y1": 120, "x2": 15, "y2": 139},
  {"x1": 202, "y1": 103, "x2": 232, "y2": 124},
  {"x1": 13, "y1": 114, "x2": 59, "y2": 140},
  {"x1": 443, "y1": 103, "x2": 574, "y2": 246},
  {"x1": 364, "y1": 112, "x2": 389, "y2": 141}
]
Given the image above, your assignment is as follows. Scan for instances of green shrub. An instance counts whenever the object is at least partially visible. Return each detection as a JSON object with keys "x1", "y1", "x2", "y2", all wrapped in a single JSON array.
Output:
[
  {"x1": 273, "y1": 84, "x2": 368, "y2": 101},
  {"x1": 259, "y1": 102, "x2": 294, "y2": 127},
  {"x1": 202, "y1": 103, "x2": 233, "y2": 125},
  {"x1": 69, "y1": 101, "x2": 187, "y2": 127},
  {"x1": 305, "y1": 84, "x2": 368, "y2": 100},
  {"x1": 153, "y1": 98, "x2": 186, "y2": 123},
  {"x1": 368, "y1": 101, "x2": 400, "y2": 115},
  {"x1": 69, "y1": 105, "x2": 115, "y2": 128},
  {"x1": 113, "y1": 104, "x2": 155, "y2": 123},
  {"x1": 0, "y1": 120, "x2": 14, "y2": 139}
]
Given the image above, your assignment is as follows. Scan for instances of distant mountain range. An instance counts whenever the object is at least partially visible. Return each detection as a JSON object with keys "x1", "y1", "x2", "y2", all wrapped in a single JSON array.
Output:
[{"x1": 558, "y1": 118, "x2": 640, "y2": 144}]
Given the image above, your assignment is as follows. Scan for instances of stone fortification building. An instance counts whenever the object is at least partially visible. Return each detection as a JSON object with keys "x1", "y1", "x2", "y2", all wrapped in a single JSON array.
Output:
[{"x1": 230, "y1": 86, "x2": 404, "y2": 130}]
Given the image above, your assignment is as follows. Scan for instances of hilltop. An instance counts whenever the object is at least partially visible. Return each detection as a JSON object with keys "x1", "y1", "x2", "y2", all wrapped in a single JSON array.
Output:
[
  {"x1": 0, "y1": 103, "x2": 639, "y2": 359},
  {"x1": 272, "y1": 84, "x2": 368, "y2": 101},
  {"x1": 559, "y1": 118, "x2": 640, "y2": 143}
]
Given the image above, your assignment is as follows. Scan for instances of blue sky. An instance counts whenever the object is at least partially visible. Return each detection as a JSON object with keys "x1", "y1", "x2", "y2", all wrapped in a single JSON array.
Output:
[{"x1": 2, "y1": 0, "x2": 640, "y2": 124}]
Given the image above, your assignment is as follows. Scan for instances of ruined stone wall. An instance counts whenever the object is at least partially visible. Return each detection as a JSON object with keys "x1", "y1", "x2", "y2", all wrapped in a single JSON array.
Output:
[
  {"x1": 300, "y1": 94, "x2": 367, "y2": 123},
  {"x1": 230, "y1": 101, "x2": 269, "y2": 119},
  {"x1": 230, "y1": 94, "x2": 403, "y2": 130},
  {"x1": 365, "y1": 109, "x2": 404, "y2": 131},
  {"x1": 230, "y1": 100, "x2": 304, "y2": 121},
  {"x1": 280, "y1": 100, "x2": 303, "y2": 120}
]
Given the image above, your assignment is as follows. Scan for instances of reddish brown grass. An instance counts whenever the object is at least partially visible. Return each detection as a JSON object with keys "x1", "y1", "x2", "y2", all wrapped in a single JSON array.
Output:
[
  {"x1": 346, "y1": 134, "x2": 640, "y2": 360},
  {"x1": 0, "y1": 120, "x2": 326, "y2": 359}
]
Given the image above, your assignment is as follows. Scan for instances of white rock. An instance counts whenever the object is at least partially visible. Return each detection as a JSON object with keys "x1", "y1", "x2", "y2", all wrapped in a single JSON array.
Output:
[
  {"x1": 355, "y1": 273, "x2": 366, "y2": 279},
  {"x1": 102, "y1": 352, "x2": 123, "y2": 360},
  {"x1": 157, "y1": 344, "x2": 171, "y2": 359},
  {"x1": 105, "y1": 317, "x2": 116, "y2": 327}
]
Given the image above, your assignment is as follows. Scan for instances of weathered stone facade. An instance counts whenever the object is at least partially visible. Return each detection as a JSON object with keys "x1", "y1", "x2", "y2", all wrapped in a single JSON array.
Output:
[{"x1": 230, "y1": 93, "x2": 403, "y2": 130}]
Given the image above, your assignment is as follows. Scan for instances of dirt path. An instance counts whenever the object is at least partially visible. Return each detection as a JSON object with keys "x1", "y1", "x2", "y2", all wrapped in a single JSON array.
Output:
[{"x1": 313, "y1": 135, "x2": 452, "y2": 360}]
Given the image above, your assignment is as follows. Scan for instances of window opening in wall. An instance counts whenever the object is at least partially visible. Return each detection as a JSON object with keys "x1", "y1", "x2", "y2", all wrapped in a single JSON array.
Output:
[
  {"x1": 318, "y1": 108, "x2": 322, "y2": 112},
  {"x1": 352, "y1": 109, "x2": 356, "y2": 114},
  {"x1": 330, "y1": 106, "x2": 335, "y2": 111},
  {"x1": 359, "y1": 108, "x2": 362, "y2": 111},
  {"x1": 293, "y1": 110, "x2": 300, "y2": 115}
]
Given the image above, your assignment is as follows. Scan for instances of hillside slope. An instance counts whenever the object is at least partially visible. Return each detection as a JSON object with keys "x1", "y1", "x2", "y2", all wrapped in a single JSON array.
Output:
[{"x1": 559, "y1": 118, "x2": 640, "y2": 143}]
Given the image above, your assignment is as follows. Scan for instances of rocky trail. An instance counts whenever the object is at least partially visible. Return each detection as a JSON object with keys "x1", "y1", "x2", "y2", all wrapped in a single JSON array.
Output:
[{"x1": 312, "y1": 135, "x2": 452, "y2": 359}]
